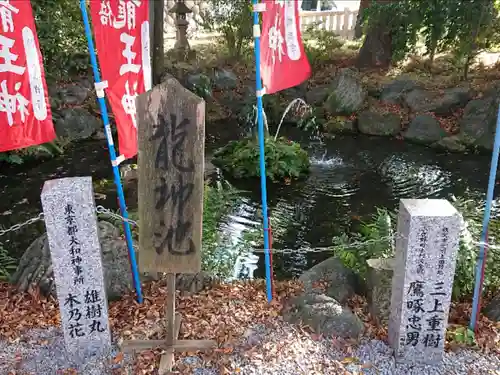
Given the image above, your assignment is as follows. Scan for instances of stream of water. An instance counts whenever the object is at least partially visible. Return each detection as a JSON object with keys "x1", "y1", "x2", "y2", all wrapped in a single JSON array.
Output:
[{"x1": 0, "y1": 127, "x2": 498, "y2": 279}]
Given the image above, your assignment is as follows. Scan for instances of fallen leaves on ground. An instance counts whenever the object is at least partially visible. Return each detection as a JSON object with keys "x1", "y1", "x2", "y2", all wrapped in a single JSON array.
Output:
[
  {"x1": 0, "y1": 279, "x2": 303, "y2": 374},
  {"x1": 1, "y1": 279, "x2": 499, "y2": 374}
]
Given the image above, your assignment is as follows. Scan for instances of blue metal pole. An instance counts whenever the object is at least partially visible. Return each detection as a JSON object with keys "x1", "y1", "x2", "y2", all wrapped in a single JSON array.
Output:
[
  {"x1": 252, "y1": 0, "x2": 272, "y2": 302},
  {"x1": 469, "y1": 104, "x2": 500, "y2": 330},
  {"x1": 79, "y1": 0, "x2": 143, "y2": 304}
]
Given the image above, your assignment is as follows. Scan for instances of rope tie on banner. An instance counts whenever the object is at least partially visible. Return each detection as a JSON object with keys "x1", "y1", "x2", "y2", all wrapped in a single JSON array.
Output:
[
  {"x1": 111, "y1": 155, "x2": 126, "y2": 167},
  {"x1": 252, "y1": 3, "x2": 266, "y2": 12},
  {"x1": 94, "y1": 80, "x2": 108, "y2": 98}
]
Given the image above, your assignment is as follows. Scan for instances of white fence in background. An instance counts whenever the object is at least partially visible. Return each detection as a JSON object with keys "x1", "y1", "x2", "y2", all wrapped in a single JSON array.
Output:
[
  {"x1": 299, "y1": 8, "x2": 359, "y2": 40},
  {"x1": 163, "y1": 1, "x2": 359, "y2": 41}
]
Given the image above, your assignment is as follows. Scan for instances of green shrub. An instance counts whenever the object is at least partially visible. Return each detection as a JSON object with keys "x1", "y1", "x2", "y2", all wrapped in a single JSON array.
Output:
[
  {"x1": 302, "y1": 24, "x2": 344, "y2": 64},
  {"x1": 0, "y1": 141, "x2": 65, "y2": 165},
  {"x1": 0, "y1": 243, "x2": 17, "y2": 281},
  {"x1": 200, "y1": 1, "x2": 253, "y2": 59},
  {"x1": 334, "y1": 198, "x2": 500, "y2": 301},
  {"x1": 213, "y1": 136, "x2": 310, "y2": 182},
  {"x1": 32, "y1": 0, "x2": 89, "y2": 80}
]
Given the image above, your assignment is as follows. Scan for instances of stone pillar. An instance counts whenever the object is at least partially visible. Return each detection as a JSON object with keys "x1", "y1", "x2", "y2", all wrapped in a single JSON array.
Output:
[
  {"x1": 388, "y1": 199, "x2": 460, "y2": 366},
  {"x1": 41, "y1": 177, "x2": 111, "y2": 360}
]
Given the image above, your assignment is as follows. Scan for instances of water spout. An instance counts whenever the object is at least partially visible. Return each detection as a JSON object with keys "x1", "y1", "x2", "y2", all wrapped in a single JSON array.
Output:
[{"x1": 274, "y1": 98, "x2": 310, "y2": 141}]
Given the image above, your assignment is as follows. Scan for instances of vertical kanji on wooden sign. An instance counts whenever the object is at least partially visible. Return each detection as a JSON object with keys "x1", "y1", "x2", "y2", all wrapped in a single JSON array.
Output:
[
  {"x1": 0, "y1": 0, "x2": 56, "y2": 152},
  {"x1": 89, "y1": 0, "x2": 151, "y2": 159}
]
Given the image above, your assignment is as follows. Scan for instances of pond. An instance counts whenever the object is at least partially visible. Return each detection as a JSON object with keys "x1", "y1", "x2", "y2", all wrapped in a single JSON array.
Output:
[{"x1": 0, "y1": 124, "x2": 497, "y2": 280}]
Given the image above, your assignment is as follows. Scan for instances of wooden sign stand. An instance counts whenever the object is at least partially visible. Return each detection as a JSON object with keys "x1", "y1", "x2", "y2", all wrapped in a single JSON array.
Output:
[{"x1": 121, "y1": 273, "x2": 216, "y2": 374}]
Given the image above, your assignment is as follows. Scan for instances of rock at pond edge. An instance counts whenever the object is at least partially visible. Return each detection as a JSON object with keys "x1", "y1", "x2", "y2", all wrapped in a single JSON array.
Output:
[
  {"x1": 11, "y1": 221, "x2": 215, "y2": 301},
  {"x1": 357, "y1": 110, "x2": 401, "y2": 136},
  {"x1": 283, "y1": 293, "x2": 364, "y2": 339},
  {"x1": 366, "y1": 258, "x2": 394, "y2": 327},
  {"x1": 299, "y1": 256, "x2": 365, "y2": 304},
  {"x1": 402, "y1": 114, "x2": 447, "y2": 144}
]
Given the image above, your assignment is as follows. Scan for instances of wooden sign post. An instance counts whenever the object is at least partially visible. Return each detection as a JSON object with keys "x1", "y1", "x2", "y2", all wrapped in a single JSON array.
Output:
[{"x1": 121, "y1": 77, "x2": 215, "y2": 374}]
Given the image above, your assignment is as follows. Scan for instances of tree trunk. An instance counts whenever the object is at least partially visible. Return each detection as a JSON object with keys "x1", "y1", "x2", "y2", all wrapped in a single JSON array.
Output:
[
  {"x1": 355, "y1": 1, "x2": 393, "y2": 69},
  {"x1": 152, "y1": 0, "x2": 164, "y2": 85},
  {"x1": 354, "y1": 0, "x2": 371, "y2": 39}
]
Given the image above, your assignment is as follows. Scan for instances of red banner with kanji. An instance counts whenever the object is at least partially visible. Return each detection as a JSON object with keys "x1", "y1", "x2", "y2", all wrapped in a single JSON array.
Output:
[
  {"x1": 0, "y1": 0, "x2": 56, "y2": 152},
  {"x1": 90, "y1": 0, "x2": 151, "y2": 159},
  {"x1": 260, "y1": 0, "x2": 311, "y2": 94}
]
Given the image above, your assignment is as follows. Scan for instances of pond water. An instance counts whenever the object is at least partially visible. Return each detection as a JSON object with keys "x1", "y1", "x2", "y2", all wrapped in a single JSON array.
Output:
[{"x1": 0, "y1": 125, "x2": 497, "y2": 280}]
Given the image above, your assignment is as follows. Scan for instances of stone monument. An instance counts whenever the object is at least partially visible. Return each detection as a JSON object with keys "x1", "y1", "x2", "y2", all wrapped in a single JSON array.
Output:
[
  {"x1": 388, "y1": 199, "x2": 460, "y2": 366},
  {"x1": 41, "y1": 177, "x2": 111, "y2": 360}
]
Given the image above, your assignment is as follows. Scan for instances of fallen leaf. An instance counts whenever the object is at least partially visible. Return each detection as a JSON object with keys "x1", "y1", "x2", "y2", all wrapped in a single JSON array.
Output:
[{"x1": 112, "y1": 352, "x2": 124, "y2": 364}]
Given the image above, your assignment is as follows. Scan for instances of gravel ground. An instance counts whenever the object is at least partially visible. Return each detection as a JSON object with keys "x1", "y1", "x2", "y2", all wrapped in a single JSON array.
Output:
[
  {"x1": 1, "y1": 322, "x2": 499, "y2": 375},
  {"x1": 216, "y1": 321, "x2": 500, "y2": 375},
  {"x1": 0, "y1": 327, "x2": 133, "y2": 374}
]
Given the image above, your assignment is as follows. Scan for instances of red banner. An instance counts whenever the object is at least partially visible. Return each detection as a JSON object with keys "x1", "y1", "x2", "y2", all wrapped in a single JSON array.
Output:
[
  {"x1": 260, "y1": 1, "x2": 311, "y2": 94},
  {"x1": 0, "y1": 0, "x2": 56, "y2": 152},
  {"x1": 90, "y1": 0, "x2": 151, "y2": 159}
]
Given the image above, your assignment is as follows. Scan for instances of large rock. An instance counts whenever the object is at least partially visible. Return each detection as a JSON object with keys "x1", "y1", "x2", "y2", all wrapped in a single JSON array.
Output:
[
  {"x1": 11, "y1": 221, "x2": 132, "y2": 301},
  {"x1": 379, "y1": 79, "x2": 420, "y2": 105},
  {"x1": 281, "y1": 83, "x2": 308, "y2": 103},
  {"x1": 213, "y1": 68, "x2": 238, "y2": 90},
  {"x1": 402, "y1": 114, "x2": 447, "y2": 144},
  {"x1": 57, "y1": 82, "x2": 91, "y2": 106},
  {"x1": 283, "y1": 293, "x2": 364, "y2": 339},
  {"x1": 457, "y1": 95, "x2": 499, "y2": 151},
  {"x1": 404, "y1": 87, "x2": 472, "y2": 116},
  {"x1": 53, "y1": 108, "x2": 101, "y2": 141},
  {"x1": 299, "y1": 256, "x2": 364, "y2": 304},
  {"x1": 305, "y1": 84, "x2": 329, "y2": 106},
  {"x1": 484, "y1": 292, "x2": 500, "y2": 322},
  {"x1": 432, "y1": 134, "x2": 468, "y2": 153},
  {"x1": 324, "y1": 68, "x2": 366, "y2": 115},
  {"x1": 366, "y1": 258, "x2": 394, "y2": 326},
  {"x1": 11, "y1": 221, "x2": 214, "y2": 300},
  {"x1": 357, "y1": 110, "x2": 401, "y2": 136}
]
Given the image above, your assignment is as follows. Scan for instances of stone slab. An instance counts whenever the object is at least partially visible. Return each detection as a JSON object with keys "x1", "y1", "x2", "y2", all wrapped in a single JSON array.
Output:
[
  {"x1": 388, "y1": 199, "x2": 460, "y2": 366},
  {"x1": 41, "y1": 177, "x2": 111, "y2": 360}
]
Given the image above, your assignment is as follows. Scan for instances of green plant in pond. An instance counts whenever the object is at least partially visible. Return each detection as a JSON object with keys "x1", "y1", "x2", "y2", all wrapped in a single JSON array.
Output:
[
  {"x1": 296, "y1": 107, "x2": 324, "y2": 133},
  {"x1": 0, "y1": 243, "x2": 18, "y2": 281},
  {"x1": 334, "y1": 196, "x2": 500, "y2": 301},
  {"x1": 212, "y1": 136, "x2": 310, "y2": 182},
  {"x1": 334, "y1": 207, "x2": 394, "y2": 278}
]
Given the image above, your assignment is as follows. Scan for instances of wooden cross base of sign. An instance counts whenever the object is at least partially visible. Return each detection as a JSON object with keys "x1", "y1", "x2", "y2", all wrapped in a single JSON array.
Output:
[{"x1": 121, "y1": 273, "x2": 217, "y2": 374}]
